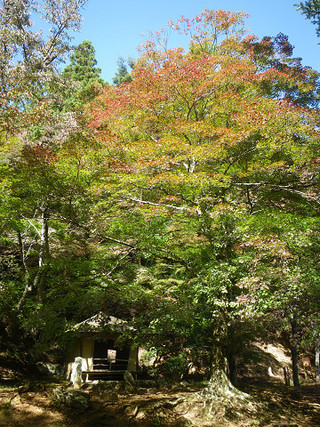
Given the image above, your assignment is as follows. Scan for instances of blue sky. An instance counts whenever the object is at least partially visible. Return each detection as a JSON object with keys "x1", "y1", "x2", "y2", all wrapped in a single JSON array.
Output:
[{"x1": 71, "y1": 0, "x2": 320, "y2": 84}]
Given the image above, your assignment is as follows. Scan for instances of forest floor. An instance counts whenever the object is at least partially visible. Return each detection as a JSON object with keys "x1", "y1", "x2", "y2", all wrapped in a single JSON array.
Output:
[
  {"x1": 1, "y1": 378, "x2": 320, "y2": 426},
  {"x1": 1, "y1": 342, "x2": 320, "y2": 426}
]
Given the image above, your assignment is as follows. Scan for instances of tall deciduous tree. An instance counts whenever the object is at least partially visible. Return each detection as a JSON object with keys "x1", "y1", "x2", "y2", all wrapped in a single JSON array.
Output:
[
  {"x1": 89, "y1": 8, "x2": 320, "y2": 407},
  {"x1": 0, "y1": 0, "x2": 87, "y2": 307},
  {"x1": 0, "y1": 0, "x2": 95, "y2": 350}
]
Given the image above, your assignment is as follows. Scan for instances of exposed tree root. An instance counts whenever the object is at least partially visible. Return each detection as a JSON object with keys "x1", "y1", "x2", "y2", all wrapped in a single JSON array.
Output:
[{"x1": 197, "y1": 368, "x2": 258, "y2": 419}]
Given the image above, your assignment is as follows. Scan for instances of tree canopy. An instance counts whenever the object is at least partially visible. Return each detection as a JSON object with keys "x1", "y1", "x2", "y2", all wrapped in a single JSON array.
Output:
[
  {"x1": 87, "y1": 8, "x2": 320, "y2": 395},
  {"x1": 0, "y1": 4, "x2": 320, "y2": 409}
]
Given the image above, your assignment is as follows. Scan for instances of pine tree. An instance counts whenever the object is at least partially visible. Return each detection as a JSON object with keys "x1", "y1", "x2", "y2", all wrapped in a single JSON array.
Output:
[
  {"x1": 112, "y1": 57, "x2": 134, "y2": 86},
  {"x1": 63, "y1": 40, "x2": 105, "y2": 105},
  {"x1": 64, "y1": 40, "x2": 104, "y2": 87}
]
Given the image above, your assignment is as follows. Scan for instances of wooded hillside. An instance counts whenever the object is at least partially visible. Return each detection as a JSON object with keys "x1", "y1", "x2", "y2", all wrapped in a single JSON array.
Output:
[{"x1": 0, "y1": 1, "x2": 320, "y2": 423}]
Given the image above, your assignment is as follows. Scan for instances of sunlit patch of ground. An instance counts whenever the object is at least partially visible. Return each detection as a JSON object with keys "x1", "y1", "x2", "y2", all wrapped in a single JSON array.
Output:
[
  {"x1": 0, "y1": 387, "x2": 65, "y2": 427},
  {"x1": 2, "y1": 381, "x2": 320, "y2": 426},
  {"x1": 0, "y1": 342, "x2": 319, "y2": 426}
]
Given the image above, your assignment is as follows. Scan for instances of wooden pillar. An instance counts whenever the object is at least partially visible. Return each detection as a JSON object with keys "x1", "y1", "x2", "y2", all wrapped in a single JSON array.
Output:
[{"x1": 128, "y1": 344, "x2": 138, "y2": 373}]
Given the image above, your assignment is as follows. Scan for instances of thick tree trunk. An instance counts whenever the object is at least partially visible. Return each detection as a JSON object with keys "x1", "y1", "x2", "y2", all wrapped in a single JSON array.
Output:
[{"x1": 201, "y1": 345, "x2": 249, "y2": 416}]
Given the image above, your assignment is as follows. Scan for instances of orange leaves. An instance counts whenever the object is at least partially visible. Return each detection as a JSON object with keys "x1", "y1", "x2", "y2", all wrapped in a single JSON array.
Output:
[
  {"x1": 168, "y1": 8, "x2": 249, "y2": 53},
  {"x1": 88, "y1": 8, "x2": 319, "y2": 202}
]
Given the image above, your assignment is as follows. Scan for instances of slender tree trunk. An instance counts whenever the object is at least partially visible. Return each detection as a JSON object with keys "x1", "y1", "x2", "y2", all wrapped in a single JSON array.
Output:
[
  {"x1": 38, "y1": 203, "x2": 49, "y2": 267},
  {"x1": 36, "y1": 202, "x2": 49, "y2": 297},
  {"x1": 313, "y1": 323, "x2": 320, "y2": 383},
  {"x1": 17, "y1": 231, "x2": 32, "y2": 310},
  {"x1": 290, "y1": 316, "x2": 300, "y2": 387},
  {"x1": 315, "y1": 343, "x2": 320, "y2": 383},
  {"x1": 17, "y1": 202, "x2": 50, "y2": 310}
]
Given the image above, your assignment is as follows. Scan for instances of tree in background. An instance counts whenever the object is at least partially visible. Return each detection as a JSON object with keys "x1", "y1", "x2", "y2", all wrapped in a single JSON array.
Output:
[
  {"x1": 112, "y1": 57, "x2": 134, "y2": 85},
  {"x1": 63, "y1": 39, "x2": 105, "y2": 105},
  {"x1": 296, "y1": 1, "x2": 320, "y2": 39},
  {"x1": 0, "y1": 0, "x2": 87, "y2": 134},
  {"x1": 64, "y1": 40, "x2": 104, "y2": 86},
  {"x1": 0, "y1": 0, "x2": 104, "y2": 355},
  {"x1": 237, "y1": 212, "x2": 320, "y2": 386}
]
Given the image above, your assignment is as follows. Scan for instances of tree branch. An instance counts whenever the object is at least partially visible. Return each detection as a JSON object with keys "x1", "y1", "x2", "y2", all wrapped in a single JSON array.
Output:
[{"x1": 119, "y1": 196, "x2": 193, "y2": 212}]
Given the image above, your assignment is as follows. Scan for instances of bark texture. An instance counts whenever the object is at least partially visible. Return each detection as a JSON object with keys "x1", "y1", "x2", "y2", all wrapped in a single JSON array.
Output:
[{"x1": 201, "y1": 346, "x2": 250, "y2": 416}]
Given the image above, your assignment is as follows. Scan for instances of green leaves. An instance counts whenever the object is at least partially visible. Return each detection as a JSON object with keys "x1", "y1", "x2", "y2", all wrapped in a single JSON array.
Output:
[
  {"x1": 0, "y1": 6, "x2": 319, "y2": 371},
  {"x1": 63, "y1": 40, "x2": 105, "y2": 108},
  {"x1": 296, "y1": 1, "x2": 320, "y2": 39},
  {"x1": 85, "y1": 9, "x2": 320, "y2": 365}
]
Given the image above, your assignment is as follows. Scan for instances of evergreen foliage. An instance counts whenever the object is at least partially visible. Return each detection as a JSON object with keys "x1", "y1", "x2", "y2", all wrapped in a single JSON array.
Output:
[
  {"x1": 112, "y1": 57, "x2": 134, "y2": 85},
  {"x1": 296, "y1": 1, "x2": 320, "y2": 38},
  {"x1": 64, "y1": 40, "x2": 105, "y2": 87},
  {"x1": 63, "y1": 40, "x2": 106, "y2": 107}
]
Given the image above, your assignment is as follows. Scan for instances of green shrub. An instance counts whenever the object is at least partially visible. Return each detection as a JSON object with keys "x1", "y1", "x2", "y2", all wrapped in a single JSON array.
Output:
[{"x1": 162, "y1": 353, "x2": 188, "y2": 379}]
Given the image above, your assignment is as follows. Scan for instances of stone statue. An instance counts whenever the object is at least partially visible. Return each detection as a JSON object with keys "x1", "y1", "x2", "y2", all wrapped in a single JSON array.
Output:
[{"x1": 71, "y1": 357, "x2": 83, "y2": 389}]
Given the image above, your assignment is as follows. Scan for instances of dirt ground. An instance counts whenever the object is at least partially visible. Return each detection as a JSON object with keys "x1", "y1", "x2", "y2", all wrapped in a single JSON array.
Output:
[
  {"x1": 1, "y1": 341, "x2": 319, "y2": 427},
  {"x1": 1, "y1": 379, "x2": 320, "y2": 427}
]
